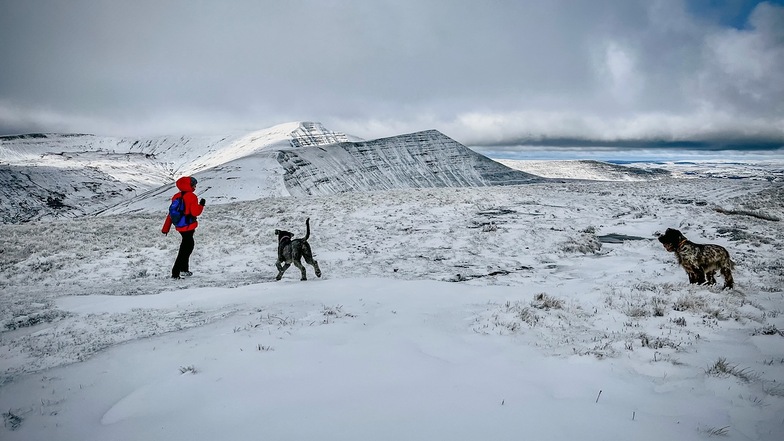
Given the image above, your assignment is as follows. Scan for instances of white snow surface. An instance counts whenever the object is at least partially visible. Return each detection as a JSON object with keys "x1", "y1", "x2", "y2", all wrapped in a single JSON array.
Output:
[
  {"x1": 2, "y1": 168, "x2": 784, "y2": 440},
  {"x1": 496, "y1": 159, "x2": 670, "y2": 181}
]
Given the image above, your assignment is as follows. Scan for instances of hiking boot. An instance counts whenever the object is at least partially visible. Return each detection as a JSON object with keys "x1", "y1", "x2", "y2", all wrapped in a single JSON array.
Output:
[
  {"x1": 171, "y1": 274, "x2": 182, "y2": 279},
  {"x1": 181, "y1": 271, "x2": 193, "y2": 277}
]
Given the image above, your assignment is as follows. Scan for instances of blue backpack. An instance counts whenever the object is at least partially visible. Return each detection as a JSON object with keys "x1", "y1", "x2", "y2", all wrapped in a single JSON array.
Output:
[{"x1": 169, "y1": 192, "x2": 193, "y2": 228}]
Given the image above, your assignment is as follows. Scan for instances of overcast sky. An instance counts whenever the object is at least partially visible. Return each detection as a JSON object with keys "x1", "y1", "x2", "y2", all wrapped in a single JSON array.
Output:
[{"x1": 1, "y1": 0, "x2": 782, "y2": 148}]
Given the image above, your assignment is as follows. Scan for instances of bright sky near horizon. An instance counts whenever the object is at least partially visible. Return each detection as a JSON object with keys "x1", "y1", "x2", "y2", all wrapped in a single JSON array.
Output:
[{"x1": 1, "y1": 0, "x2": 782, "y2": 148}]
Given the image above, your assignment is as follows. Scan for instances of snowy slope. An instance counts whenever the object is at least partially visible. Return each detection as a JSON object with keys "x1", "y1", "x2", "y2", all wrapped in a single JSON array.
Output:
[
  {"x1": 497, "y1": 159, "x2": 671, "y2": 181},
  {"x1": 1, "y1": 173, "x2": 783, "y2": 440},
  {"x1": 496, "y1": 158, "x2": 784, "y2": 183},
  {"x1": 0, "y1": 128, "x2": 286, "y2": 223},
  {"x1": 0, "y1": 122, "x2": 355, "y2": 222},
  {"x1": 100, "y1": 130, "x2": 542, "y2": 215},
  {"x1": 277, "y1": 130, "x2": 540, "y2": 196},
  {"x1": 2, "y1": 123, "x2": 542, "y2": 222}
]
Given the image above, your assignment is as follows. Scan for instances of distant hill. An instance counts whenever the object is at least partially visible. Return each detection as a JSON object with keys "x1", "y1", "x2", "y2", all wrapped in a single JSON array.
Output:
[
  {"x1": 496, "y1": 159, "x2": 671, "y2": 181},
  {"x1": 0, "y1": 122, "x2": 539, "y2": 223}
]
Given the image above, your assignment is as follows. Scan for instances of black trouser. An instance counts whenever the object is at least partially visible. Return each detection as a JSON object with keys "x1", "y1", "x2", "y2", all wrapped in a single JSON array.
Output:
[{"x1": 172, "y1": 230, "x2": 195, "y2": 277}]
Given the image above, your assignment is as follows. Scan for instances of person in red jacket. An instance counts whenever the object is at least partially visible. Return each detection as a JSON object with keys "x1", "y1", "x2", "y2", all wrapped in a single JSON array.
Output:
[{"x1": 162, "y1": 176, "x2": 206, "y2": 279}]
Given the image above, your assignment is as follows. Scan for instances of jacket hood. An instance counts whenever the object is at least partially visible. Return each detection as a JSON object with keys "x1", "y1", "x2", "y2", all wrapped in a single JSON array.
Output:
[{"x1": 175, "y1": 176, "x2": 194, "y2": 192}]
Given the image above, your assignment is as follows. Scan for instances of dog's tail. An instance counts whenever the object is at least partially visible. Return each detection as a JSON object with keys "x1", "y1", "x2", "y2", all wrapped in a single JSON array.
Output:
[{"x1": 304, "y1": 218, "x2": 310, "y2": 241}]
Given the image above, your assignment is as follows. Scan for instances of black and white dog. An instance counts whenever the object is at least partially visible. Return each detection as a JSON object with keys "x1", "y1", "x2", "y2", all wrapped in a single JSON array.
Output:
[
  {"x1": 658, "y1": 228, "x2": 734, "y2": 289},
  {"x1": 274, "y1": 218, "x2": 322, "y2": 281}
]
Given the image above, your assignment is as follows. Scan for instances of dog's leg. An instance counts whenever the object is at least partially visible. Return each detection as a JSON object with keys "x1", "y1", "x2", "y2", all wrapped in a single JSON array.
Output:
[
  {"x1": 302, "y1": 244, "x2": 322, "y2": 278},
  {"x1": 684, "y1": 268, "x2": 698, "y2": 284},
  {"x1": 705, "y1": 270, "x2": 717, "y2": 285},
  {"x1": 302, "y1": 258, "x2": 321, "y2": 278},
  {"x1": 721, "y1": 267, "x2": 734, "y2": 289},
  {"x1": 276, "y1": 261, "x2": 291, "y2": 281},
  {"x1": 693, "y1": 268, "x2": 706, "y2": 285},
  {"x1": 293, "y1": 259, "x2": 307, "y2": 281},
  {"x1": 684, "y1": 266, "x2": 706, "y2": 284},
  {"x1": 311, "y1": 259, "x2": 321, "y2": 278}
]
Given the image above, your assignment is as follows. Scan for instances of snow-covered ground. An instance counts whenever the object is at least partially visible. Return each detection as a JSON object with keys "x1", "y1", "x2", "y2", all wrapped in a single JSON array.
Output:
[
  {"x1": 497, "y1": 158, "x2": 784, "y2": 182},
  {"x1": 496, "y1": 159, "x2": 671, "y2": 181},
  {"x1": 1, "y1": 169, "x2": 783, "y2": 440}
]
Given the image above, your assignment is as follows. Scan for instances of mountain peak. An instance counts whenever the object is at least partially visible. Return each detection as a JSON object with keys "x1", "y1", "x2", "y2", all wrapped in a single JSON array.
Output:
[
  {"x1": 289, "y1": 122, "x2": 352, "y2": 148},
  {"x1": 1, "y1": 122, "x2": 539, "y2": 223}
]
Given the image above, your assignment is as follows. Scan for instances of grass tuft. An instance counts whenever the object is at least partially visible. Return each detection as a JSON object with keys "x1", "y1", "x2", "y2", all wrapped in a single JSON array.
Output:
[
  {"x1": 179, "y1": 365, "x2": 197, "y2": 375},
  {"x1": 706, "y1": 358, "x2": 757, "y2": 382},
  {"x1": 763, "y1": 381, "x2": 784, "y2": 397},
  {"x1": 752, "y1": 324, "x2": 783, "y2": 336},
  {"x1": 670, "y1": 316, "x2": 687, "y2": 326},
  {"x1": 2, "y1": 410, "x2": 23, "y2": 430},
  {"x1": 531, "y1": 293, "x2": 563, "y2": 310},
  {"x1": 700, "y1": 425, "x2": 730, "y2": 437}
]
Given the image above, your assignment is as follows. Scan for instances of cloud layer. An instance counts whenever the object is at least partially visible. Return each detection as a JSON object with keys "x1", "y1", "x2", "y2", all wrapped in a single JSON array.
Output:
[{"x1": 1, "y1": 0, "x2": 782, "y2": 147}]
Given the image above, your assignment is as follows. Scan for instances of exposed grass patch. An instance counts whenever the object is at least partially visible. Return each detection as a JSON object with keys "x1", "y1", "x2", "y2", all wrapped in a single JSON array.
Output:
[
  {"x1": 3, "y1": 309, "x2": 69, "y2": 330},
  {"x1": 699, "y1": 425, "x2": 730, "y2": 437},
  {"x1": 321, "y1": 304, "x2": 356, "y2": 319},
  {"x1": 531, "y1": 293, "x2": 563, "y2": 310},
  {"x1": 706, "y1": 358, "x2": 758, "y2": 383},
  {"x1": 673, "y1": 294, "x2": 708, "y2": 312},
  {"x1": 670, "y1": 316, "x2": 687, "y2": 326},
  {"x1": 639, "y1": 333, "x2": 680, "y2": 350},
  {"x1": 2, "y1": 409, "x2": 23, "y2": 430},
  {"x1": 179, "y1": 365, "x2": 197, "y2": 375},
  {"x1": 752, "y1": 324, "x2": 783, "y2": 336},
  {"x1": 474, "y1": 300, "x2": 541, "y2": 335},
  {"x1": 763, "y1": 381, "x2": 784, "y2": 397},
  {"x1": 560, "y1": 230, "x2": 602, "y2": 254}
]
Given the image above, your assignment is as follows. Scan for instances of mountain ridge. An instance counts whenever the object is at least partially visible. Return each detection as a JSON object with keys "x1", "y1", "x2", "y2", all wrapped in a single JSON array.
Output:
[{"x1": 0, "y1": 122, "x2": 539, "y2": 223}]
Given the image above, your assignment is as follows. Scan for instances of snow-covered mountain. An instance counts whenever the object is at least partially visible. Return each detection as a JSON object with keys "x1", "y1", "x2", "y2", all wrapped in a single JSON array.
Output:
[{"x1": 0, "y1": 122, "x2": 542, "y2": 223}]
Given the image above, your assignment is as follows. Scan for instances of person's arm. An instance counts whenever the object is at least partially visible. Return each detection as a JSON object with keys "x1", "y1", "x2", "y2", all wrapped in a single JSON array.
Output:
[
  {"x1": 186, "y1": 192, "x2": 205, "y2": 217},
  {"x1": 162, "y1": 214, "x2": 172, "y2": 234}
]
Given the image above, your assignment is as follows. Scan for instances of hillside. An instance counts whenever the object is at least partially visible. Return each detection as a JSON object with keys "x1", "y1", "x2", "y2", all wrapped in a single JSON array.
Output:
[
  {"x1": 1, "y1": 176, "x2": 782, "y2": 440},
  {"x1": 0, "y1": 122, "x2": 539, "y2": 222},
  {"x1": 496, "y1": 159, "x2": 670, "y2": 181}
]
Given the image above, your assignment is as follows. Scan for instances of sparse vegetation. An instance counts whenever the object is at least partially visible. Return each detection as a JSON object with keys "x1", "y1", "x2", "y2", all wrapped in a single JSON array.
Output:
[
  {"x1": 321, "y1": 305, "x2": 356, "y2": 319},
  {"x1": 763, "y1": 381, "x2": 784, "y2": 397},
  {"x1": 673, "y1": 294, "x2": 707, "y2": 312},
  {"x1": 3, "y1": 409, "x2": 23, "y2": 430},
  {"x1": 179, "y1": 365, "x2": 197, "y2": 375},
  {"x1": 671, "y1": 316, "x2": 687, "y2": 326},
  {"x1": 699, "y1": 425, "x2": 730, "y2": 437},
  {"x1": 652, "y1": 297, "x2": 668, "y2": 317},
  {"x1": 706, "y1": 358, "x2": 757, "y2": 383},
  {"x1": 560, "y1": 231, "x2": 602, "y2": 254},
  {"x1": 4, "y1": 308, "x2": 68, "y2": 330},
  {"x1": 474, "y1": 300, "x2": 542, "y2": 335},
  {"x1": 639, "y1": 333, "x2": 680, "y2": 350},
  {"x1": 752, "y1": 324, "x2": 783, "y2": 336},
  {"x1": 531, "y1": 293, "x2": 563, "y2": 310}
]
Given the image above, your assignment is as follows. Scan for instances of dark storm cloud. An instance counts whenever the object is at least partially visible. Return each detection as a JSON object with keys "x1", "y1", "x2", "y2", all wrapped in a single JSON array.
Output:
[{"x1": 1, "y1": 0, "x2": 782, "y2": 147}]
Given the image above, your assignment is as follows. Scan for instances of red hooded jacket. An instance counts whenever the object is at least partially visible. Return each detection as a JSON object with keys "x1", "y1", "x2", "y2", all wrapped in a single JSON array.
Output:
[{"x1": 162, "y1": 176, "x2": 204, "y2": 234}]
